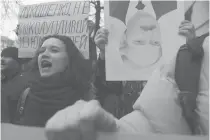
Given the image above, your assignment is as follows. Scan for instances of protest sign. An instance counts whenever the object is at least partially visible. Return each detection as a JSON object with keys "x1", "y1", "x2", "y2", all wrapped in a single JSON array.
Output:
[
  {"x1": 17, "y1": 1, "x2": 89, "y2": 58},
  {"x1": 1, "y1": 123, "x2": 208, "y2": 140},
  {"x1": 104, "y1": 1, "x2": 185, "y2": 81}
]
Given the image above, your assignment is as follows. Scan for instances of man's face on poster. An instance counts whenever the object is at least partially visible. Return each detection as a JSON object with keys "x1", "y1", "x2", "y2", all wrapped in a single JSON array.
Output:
[{"x1": 121, "y1": 15, "x2": 162, "y2": 68}]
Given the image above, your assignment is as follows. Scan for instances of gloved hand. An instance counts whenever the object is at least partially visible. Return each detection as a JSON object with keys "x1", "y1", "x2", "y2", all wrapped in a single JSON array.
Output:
[{"x1": 45, "y1": 100, "x2": 118, "y2": 140}]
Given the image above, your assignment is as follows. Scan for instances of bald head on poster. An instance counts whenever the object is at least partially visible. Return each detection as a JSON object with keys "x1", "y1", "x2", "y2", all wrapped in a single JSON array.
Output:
[{"x1": 119, "y1": 10, "x2": 162, "y2": 69}]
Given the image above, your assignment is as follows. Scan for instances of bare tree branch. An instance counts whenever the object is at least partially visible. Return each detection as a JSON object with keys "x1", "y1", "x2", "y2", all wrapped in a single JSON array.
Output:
[{"x1": 1, "y1": 0, "x2": 21, "y2": 32}]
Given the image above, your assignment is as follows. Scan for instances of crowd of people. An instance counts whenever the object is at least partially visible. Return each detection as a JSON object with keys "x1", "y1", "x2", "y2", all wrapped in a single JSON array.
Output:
[{"x1": 1, "y1": 17, "x2": 209, "y2": 139}]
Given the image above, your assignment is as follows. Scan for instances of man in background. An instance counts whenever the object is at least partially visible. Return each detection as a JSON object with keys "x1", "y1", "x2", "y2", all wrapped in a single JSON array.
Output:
[{"x1": 1, "y1": 47, "x2": 34, "y2": 123}]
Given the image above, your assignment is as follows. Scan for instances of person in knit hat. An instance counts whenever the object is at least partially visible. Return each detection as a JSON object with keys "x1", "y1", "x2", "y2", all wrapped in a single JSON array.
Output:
[
  {"x1": 1, "y1": 47, "x2": 21, "y2": 78},
  {"x1": 1, "y1": 47, "x2": 21, "y2": 123},
  {"x1": 1, "y1": 47, "x2": 35, "y2": 123}
]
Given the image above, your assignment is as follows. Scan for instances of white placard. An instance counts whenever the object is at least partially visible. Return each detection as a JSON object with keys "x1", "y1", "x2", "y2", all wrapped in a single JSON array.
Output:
[
  {"x1": 17, "y1": 1, "x2": 90, "y2": 58},
  {"x1": 105, "y1": 0, "x2": 185, "y2": 81}
]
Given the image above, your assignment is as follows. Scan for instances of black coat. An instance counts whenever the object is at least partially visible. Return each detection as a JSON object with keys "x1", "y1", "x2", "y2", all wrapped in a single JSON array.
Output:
[{"x1": 1, "y1": 71, "x2": 36, "y2": 123}]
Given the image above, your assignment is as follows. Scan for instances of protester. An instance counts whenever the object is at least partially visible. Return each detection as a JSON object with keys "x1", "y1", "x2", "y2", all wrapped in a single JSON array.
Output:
[
  {"x1": 94, "y1": 28, "x2": 145, "y2": 118},
  {"x1": 15, "y1": 35, "x2": 94, "y2": 127},
  {"x1": 94, "y1": 28, "x2": 128, "y2": 118},
  {"x1": 176, "y1": 20, "x2": 209, "y2": 134},
  {"x1": 1, "y1": 47, "x2": 35, "y2": 123},
  {"x1": 45, "y1": 20, "x2": 209, "y2": 139}
]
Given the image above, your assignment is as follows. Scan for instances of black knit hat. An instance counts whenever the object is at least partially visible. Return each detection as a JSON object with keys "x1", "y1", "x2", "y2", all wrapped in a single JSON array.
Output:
[{"x1": 1, "y1": 47, "x2": 20, "y2": 63}]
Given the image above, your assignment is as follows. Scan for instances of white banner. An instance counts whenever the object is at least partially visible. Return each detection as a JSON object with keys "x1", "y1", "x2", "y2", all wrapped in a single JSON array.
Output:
[
  {"x1": 17, "y1": 1, "x2": 90, "y2": 58},
  {"x1": 1, "y1": 123, "x2": 208, "y2": 140}
]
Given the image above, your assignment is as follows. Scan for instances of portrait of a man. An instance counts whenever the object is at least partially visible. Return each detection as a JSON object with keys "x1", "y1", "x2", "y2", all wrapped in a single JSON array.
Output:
[{"x1": 119, "y1": 10, "x2": 162, "y2": 69}]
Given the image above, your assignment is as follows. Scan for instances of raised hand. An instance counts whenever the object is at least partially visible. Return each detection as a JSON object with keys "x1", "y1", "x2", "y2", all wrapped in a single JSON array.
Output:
[{"x1": 178, "y1": 20, "x2": 196, "y2": 43}]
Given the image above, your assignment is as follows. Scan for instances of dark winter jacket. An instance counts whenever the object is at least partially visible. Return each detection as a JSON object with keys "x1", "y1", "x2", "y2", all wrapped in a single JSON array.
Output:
[{"x1": 1, "y1": 71, "x2": 36, "y2": 123}]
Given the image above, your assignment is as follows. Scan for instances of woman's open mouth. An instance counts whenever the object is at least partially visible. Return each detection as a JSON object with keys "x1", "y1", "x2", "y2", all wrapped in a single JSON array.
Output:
[{"x1": 41, "y1": 60, "x2": 52, "y2": 69}]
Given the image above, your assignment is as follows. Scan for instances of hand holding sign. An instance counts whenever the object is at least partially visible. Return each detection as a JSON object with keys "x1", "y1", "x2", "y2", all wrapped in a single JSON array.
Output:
[
  {"x1": 45, "y1": 100, "x2": 118, "y2": 140},
  {"x1": 95, "y1": 28, "x2": 109, "y2": 50},
  {"x1": 94, "y1": 28, "x2": 109, "y2": 60},
  {"x1": 179, "y1": 20, "x2": 196, "y2": 43}
]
